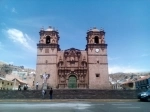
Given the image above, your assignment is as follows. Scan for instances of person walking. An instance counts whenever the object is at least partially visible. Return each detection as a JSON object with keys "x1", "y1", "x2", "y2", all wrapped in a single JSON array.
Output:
[
  {"x1": 36, "y1": 82, "x2": 38, "y2": 90},
  {"x1": 49, "y1": 88, "x2": 53, "y2": 99},
  {"x1": 24, "y1": 84, "x2": 28, "y2": 90},
  {"x1": 18, "y1": 84, "x2": 21, "y2": 91},
  {"x1": 42, "y1": 89, "x2": 46, "y2": 99}
]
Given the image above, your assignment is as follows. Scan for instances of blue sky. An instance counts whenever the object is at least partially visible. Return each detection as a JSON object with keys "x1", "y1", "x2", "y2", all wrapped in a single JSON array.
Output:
[{"x1": 0, "y1": 0, "x2": 150, "y2": 73}]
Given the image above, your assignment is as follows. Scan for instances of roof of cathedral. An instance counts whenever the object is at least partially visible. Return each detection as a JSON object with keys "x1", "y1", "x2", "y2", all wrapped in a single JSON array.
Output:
[
  {"x1": 64, "y1": 48, "x2": 81, "y2": 52},
  {"x1": 90, "y1": 27, "x2": 100, "y2": 32},
  {"x1": 89, "y1": 27, "x2": 104, "y2": 32},
  {"x1": 45, "y1": 26, "x2": 55, "y2": 31}
]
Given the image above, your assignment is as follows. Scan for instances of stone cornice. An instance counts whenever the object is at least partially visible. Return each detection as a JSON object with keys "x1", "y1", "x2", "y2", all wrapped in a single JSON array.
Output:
[
  {"x1": 88, "y1": 63, "x2": 108, "y2": 65},
  {"x1": 88, "y1": 54, "x2": 107, "y2": 56},
  {"x1": 87, "y1": 44, "x2": 107, "y2": 47},
  {"x1": 36, "y1": 63, "x2": 56, "y2": 65},
  {"x1": 37, "y1": 43, "x2": 61, "y2": 50},
  {"x1": 37, "y1": 43, "x2": 58, "y2": 46},
  {"x1": 58, "y1": 67, "x2": 87, "y2": 69},
  {"x1": 37, "y1": 54, "x2": 57, "y2": 56},
  {"x1": 85, "y1": 44, "x2": 107, "y2": 50}
]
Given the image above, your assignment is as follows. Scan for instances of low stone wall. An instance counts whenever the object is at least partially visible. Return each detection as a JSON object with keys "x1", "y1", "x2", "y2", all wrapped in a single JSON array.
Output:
[{"x1": 0, "y1": 89, "x2": 142, "y2": 99}]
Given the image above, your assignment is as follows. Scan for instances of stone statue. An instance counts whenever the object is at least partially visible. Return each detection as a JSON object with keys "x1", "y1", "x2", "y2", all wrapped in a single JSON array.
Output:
[
  {"x1": 43, "y1": 73, "x2": 49, "y2": 83},
  {"x1": 40, "y1": 72, "x2": 50, "y2": 89}
]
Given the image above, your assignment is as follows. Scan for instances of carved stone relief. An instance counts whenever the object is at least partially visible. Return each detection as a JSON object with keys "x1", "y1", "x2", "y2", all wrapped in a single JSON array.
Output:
[
  {"x1": 79, "y1": 75, "x2": 85, "y2": 82},
  {"x1": 60, "y1": 75, "x2": 66, "y2": 83}
]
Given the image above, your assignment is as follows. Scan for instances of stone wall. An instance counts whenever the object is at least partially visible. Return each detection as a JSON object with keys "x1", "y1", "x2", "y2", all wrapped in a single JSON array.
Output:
[{"x1": 0, "y1": 89, "x2": 142, "y2": 99}]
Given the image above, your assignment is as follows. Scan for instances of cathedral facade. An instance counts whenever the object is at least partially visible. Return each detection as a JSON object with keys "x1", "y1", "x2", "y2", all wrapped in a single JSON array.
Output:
[{"x1": 35, "y1": 26, "x2": 110, "y2": 89}]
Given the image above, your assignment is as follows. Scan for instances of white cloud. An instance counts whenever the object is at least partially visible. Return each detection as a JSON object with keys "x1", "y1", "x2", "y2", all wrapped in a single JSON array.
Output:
[
  {"x1": 108, "y1": 65, "x2": 147, "y2": 73},
  {"x1": 6, "y1": 28, "x2": 36, "y2": 53},
  {"x1": 12, "y1": 8, "x2": 17, "y2": 13}
]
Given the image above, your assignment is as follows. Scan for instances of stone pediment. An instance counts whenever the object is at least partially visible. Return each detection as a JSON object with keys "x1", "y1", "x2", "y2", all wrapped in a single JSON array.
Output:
[
  {"x1": 64, "y1": 48, "x2": 81, "y2": 58},
  {"x1": 64, "y1": 48, "x2": 80, "y2": 52}
]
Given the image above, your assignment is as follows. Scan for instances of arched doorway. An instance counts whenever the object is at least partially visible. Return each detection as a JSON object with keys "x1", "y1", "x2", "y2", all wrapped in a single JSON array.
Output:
[{"x1": 68, "y1": 75, "x2": 77, "y2": 88}]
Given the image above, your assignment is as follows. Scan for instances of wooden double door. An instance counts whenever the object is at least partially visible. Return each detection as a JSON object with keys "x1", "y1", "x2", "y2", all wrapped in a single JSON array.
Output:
[{"x1": 68, "y1": 75, "x2": 77, "y2": 88}]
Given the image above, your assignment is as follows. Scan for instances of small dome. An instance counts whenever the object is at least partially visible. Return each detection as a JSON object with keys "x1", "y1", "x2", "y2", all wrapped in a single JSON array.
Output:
[
  {"x1": 45, "y1": 26, "x2": 54, "y2": 31},
  {"x1": 90, "y1": 27, "x2": 100, "y2": 32}
]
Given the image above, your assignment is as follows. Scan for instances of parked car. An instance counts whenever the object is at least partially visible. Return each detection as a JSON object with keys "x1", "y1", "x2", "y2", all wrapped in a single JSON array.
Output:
[{"x1": 137, "y1": 90, "x2": 150, "y2": 101}]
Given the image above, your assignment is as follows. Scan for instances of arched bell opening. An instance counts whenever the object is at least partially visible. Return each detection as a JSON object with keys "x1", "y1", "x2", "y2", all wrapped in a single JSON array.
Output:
[
  {"x1": 46, "y1": 36, "x2": 51, "y2": 44},
  {"x1": 94, "y1": 36, "x2": 99, "y2": 44}
]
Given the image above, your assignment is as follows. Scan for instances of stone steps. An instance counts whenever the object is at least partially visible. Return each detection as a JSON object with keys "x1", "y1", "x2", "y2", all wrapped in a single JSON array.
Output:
[{"x1": 0, "y1": 89, "x2": 141, "y2": 99}]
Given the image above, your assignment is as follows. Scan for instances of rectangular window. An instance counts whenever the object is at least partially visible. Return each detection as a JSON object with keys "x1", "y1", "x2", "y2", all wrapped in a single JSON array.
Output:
[
  {"x1": 96, "y1": 74, "x2": 100, "y2": 77},
  {"x1": 45, "y1": 48, "x2": 49, "y2": 53}
]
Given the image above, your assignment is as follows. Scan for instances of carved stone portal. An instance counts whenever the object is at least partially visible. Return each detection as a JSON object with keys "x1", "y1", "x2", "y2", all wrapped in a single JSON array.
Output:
[{"x1": 57, "y1": 48, "x2": 87, "y2": 89}]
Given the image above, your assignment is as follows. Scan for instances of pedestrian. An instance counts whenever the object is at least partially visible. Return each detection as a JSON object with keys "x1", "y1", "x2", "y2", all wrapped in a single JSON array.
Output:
[
  {"x1": 23, "y1": 85, "x2": 26, "y2": 90},
  {"x1": 24, "y1": 84, "x2": 28, "y2": 90},
  {"x1": 49, "y1": 88, "x2": 53, "y2": 99},
  {"x1": 18, "y1": 84, "x2": 21, "y2": 91},
  {"x1": 26, "y1": 84, "x2": 28, "y2": 90},
  {"x1": 36, "y1": 82, "x2": 38, "y2": 90},
  {"x1": 42, "y1": 89, "x2": 46, "y2": 99}
]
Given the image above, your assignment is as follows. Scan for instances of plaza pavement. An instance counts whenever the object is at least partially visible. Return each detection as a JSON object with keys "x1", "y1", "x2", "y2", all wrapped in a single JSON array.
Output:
[{"x1": 0, "y1": 99, "x2": 139, "y2": 102}]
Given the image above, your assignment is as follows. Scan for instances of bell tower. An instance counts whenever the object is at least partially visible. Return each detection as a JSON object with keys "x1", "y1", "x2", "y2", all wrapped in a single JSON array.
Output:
[
  {"x1": 35, "y1": 26, "x2": 60, "y2": 89},
  {"x1": 86, "y1": 27, "x2": 110, "y2": 89}
]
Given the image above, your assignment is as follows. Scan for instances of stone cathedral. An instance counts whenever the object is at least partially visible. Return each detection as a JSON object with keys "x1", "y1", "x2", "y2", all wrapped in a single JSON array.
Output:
[{"x1": 35, "y1": 26, "x2": 110, "y2": 89}]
